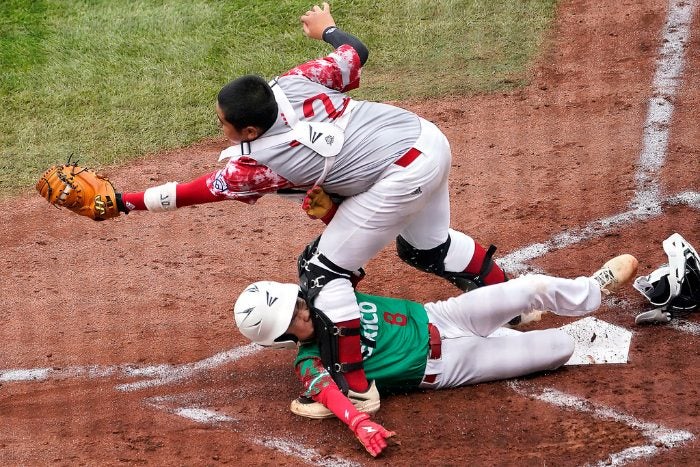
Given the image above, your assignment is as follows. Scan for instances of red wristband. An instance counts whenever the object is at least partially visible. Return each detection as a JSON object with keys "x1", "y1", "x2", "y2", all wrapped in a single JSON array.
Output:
[{"x1": 320, "y1": 202, "x2": 338, "y2": 224}]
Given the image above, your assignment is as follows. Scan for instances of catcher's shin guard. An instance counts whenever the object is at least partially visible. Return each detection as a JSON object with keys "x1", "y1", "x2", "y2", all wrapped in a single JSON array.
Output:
[
  {"x1": 396, "y1": 235, "x2": 507, "y2": 291},
  {"x1": 298, "y1": 236, "x2": 369, "y2": 393}
]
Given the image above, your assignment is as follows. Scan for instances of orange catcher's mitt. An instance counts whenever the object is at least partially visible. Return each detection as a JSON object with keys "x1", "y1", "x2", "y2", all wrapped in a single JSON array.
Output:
[{"x1": 36, "y1": 163, "x2": 120, "y2": 221}]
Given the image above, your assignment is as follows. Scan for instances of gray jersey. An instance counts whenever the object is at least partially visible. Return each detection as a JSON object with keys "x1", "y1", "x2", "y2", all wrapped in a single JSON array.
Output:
[{"x1": 248, "y1": 75, "x2": 421, "y2": 197}]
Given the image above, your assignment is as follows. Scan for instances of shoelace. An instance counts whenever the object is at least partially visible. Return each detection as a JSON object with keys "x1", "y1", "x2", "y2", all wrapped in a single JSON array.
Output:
[{"x1": 594, "y1": 268, "x2": 616, "y2": 293}]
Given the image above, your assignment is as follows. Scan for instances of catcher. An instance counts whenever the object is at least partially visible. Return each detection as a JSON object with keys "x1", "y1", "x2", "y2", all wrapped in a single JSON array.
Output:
[
  {"x1": 233, "y1": 251, "x2": 639, "y2": 457},
  {"x1": 37, "y1": 3, "x2": 517, "y2": 399}
]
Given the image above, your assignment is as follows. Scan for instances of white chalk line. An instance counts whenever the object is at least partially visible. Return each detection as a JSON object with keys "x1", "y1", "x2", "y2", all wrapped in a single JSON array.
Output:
[
  {"x1": 173, "y1": 407, "x2": 237, "y2": 424},
  {"x1": 0, "y1": 364, "x2": 152, "y2": 383},
  {"x1": 509, "y1": 381, "x2": 694, "y2": 466},
  {"x1": 0, "y1": 344, "x2": 262, "y2": 389},
  {"x1": 259, "y1": 439, "x2": 362, "y2": 467},
  {"x1": 115, "y1": 343, "x2": 262, "y2": 391},
  {"x1": 500, "y1": 192, "x2": 700, "y2": 275},
  {"x1": 145, "y1": 393, "x2": 360, "y2": 467},
  {"x1": 668, "y1": 319, "x2": 700, "y2": 336},
  {"x1": 499, "y1": 0, "x2": 698, "y2": 275},
  {"x1": 633, "y1": 0, "x2": 697, "y2": 206},
  {"x1": 2, "y1": 350, "x2": 358, "y2": 466},
  {"x1": 145, "y1": 395, "x2": 238, "y2": 424}
]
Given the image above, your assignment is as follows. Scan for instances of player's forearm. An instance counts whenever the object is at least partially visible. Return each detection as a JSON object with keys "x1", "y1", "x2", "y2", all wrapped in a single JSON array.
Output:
[
  {"x1": 314, "y1": 382, "x2": 363, "y2": 426},
  {"x1": 295, "y1": 355, "x2": 363, "y2": 424},
  {"x1": 313, "y1": 379, "x2": 394, "y2": 457},
  {"x1": 119, "y1": 174, "x2": 224, "y2": 212},
  {"x1": 322, "y1": 26, "x2": 369, "y2": 66}
]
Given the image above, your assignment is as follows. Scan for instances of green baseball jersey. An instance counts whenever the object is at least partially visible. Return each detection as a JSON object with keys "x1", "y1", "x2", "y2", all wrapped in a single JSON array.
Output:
[{"x1": 295, "y1": 292, "x2": 430, "y2": 393}]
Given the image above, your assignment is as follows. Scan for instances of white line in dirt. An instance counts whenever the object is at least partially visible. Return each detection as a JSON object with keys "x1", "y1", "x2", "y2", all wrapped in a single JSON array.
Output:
[
  {"x1": 144, "y1": 394, "x2": 360, "y2": 466},
  {"x1": 0, "y1": 368, "x2": 53, "y2": 382},
  {"x1": 668, "y1": 191, "x2": 700, "y2": 210},
  {"x1": 669, "y1": 319, "x2": 700, "y2": 336},
  {"x1": 0, "y1": 344, "x2": 262, "y2": 388},
  {"x1": 145, "y1": 396, "x2": 238, "y2": 423},
  {"x1": 173, "y1": 407, "x2": 237, "y2": 424},
  {"x1": 0, "y1": 365, "x2": 121, "y2": 383},
  {"x1": 500, "y1": 188, "x2": 700, "y2": 275},
  {"x1": 633, "y1": 0, "x2": 698, "y2": 203},
  {"x1": 499, "y1": 208, "x2": 655, "y2": 274},
  {"x1": 259, "y1": 438, "x2": 362, "y2": 467},
  {"x1": 116, "y1": 344, "x2": 262, "y2": 392},
  {"x1": 499, "y1": 0, "x2": 698, "y2": 277},
  {"x1": 508, "y1": 382, "x2": 694, "y2": 466}
]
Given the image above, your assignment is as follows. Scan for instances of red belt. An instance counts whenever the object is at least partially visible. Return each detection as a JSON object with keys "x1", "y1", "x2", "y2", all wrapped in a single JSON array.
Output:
[
  {"x1": 427, "y1": 323, "x2": 442, "y2": 359},
  {"x1": 394, "y1": 147, "x2": 422, "y2": 167},
  {"x1": 422, "y1": 324, "x2": 442, "y2": 385}
]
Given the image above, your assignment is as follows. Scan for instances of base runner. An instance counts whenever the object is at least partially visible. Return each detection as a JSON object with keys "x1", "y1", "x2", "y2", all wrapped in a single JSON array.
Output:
[{"x1": 232, "y1": 253, "x2": 638, "y2": 457}]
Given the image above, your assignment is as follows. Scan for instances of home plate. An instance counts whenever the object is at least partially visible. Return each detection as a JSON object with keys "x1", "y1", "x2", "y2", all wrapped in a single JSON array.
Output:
[{"x1": 560, "y1": 316, "x2": 632, "y2": 365}]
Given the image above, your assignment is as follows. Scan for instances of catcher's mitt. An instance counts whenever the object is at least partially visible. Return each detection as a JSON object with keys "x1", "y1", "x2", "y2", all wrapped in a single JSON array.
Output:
[{"x1": 36, "y1": 163, "x2": 120, "y2": 221}]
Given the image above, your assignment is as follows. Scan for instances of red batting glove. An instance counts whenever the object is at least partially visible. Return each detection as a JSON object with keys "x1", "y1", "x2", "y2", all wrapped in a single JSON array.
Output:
[{"x1": 349, "y1": 413, "x2": 396, "y2": 457}]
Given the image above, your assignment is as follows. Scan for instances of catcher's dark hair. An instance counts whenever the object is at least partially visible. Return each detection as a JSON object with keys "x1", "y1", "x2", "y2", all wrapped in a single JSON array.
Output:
[{"x1": 217, "y1": 75, "x2": 278, "y2": 133}]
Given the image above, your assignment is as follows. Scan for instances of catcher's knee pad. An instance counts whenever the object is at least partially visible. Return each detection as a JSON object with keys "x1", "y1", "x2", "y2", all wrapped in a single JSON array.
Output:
[
  {"x1": 396, "y1": 235, "x2": 505, "y2": 291},
  {"x1": 396, "y1": 235, "x2": 451, "y2": 275}
]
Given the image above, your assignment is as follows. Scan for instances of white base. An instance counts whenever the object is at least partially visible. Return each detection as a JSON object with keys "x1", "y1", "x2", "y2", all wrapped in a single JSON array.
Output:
[{"x1": 560, "y1": 316, "x2": 632, "y2": 365}]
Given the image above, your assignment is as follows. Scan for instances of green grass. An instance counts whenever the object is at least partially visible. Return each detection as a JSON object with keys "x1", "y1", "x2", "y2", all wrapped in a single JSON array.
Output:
[{"x1": 0, "y1": 0, "x2": 557, "y2": 197}]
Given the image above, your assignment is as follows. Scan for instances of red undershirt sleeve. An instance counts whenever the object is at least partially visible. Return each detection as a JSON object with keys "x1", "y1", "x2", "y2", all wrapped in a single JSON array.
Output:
[{"x1": 173, "y1": 174, "x2": 222, "y2": 207}]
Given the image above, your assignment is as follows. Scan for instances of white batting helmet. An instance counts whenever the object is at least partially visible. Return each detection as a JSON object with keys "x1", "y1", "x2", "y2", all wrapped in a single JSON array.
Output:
[{"x1": 233, "y1": 281, "x2": 300, "y2": 348}]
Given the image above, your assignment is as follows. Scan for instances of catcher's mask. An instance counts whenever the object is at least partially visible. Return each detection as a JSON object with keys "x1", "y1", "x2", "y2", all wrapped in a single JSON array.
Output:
[
  {"x1": 233, "y1": 281, "x2": 300, "y2": 349},
  {"x1": 633, "y1": 233, "x2": 700, "y2": 313}
]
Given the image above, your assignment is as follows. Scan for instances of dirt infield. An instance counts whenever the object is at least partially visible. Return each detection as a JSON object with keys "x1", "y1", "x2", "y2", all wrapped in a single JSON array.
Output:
[{"x1": 2, "y1": 0, "x2": 699, "y2": 465}]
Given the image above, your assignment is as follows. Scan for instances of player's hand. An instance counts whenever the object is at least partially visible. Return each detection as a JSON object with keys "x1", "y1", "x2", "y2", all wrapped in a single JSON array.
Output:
[
  {"x1": 349, "y1": 413, "x2": 396, "y2": 457},
  {"x1": 300, "y1": 2, "x2": 335, "y2": 40},
  {"x1": 302, "y1": 185, "x2": 334, "y2": 219}
]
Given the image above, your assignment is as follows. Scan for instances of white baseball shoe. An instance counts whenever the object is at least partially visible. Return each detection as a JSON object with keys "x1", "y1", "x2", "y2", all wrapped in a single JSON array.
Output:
[
  {"x1": 290, "y1": 380, "x2": 381, "y2": 419},
  {"x1": 590, "y1": 254, "x2": 639, "y2": 295}
]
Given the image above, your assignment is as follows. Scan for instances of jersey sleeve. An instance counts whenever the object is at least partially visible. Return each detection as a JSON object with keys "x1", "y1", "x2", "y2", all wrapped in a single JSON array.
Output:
[
  {"x1": 294, "y1": 343, "x2": 336, "y2": 398},
  {"x1": 293, "y1": 343, "x2": 364, "y2": 428},
  {"x1": 207, "y1": 156, "x2": 294, "y2": 204},
  {"x1": 281, "y1": 44, "x2": 363, "y2": 92}
]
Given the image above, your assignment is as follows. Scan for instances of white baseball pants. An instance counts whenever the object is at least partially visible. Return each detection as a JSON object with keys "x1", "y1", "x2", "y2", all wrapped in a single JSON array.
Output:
[
  {"x1": 419, "y1": 274, "x2": 602, "y2": 389},
  {"x1": 314, "y1": 117, "x2": 477, "y2": 321}
]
